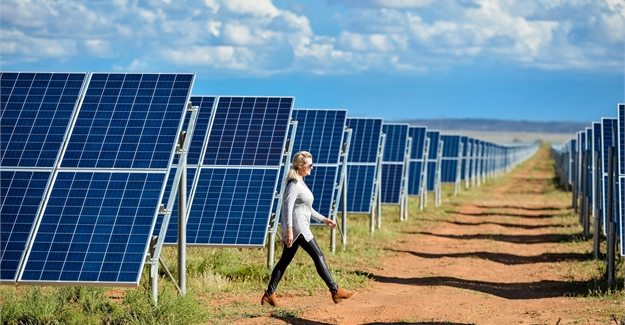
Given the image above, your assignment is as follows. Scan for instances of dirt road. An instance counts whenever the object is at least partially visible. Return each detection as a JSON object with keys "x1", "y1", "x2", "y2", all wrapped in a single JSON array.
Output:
[{"x1": 239, "y1": 148, "x2": 622, "y2": 324}]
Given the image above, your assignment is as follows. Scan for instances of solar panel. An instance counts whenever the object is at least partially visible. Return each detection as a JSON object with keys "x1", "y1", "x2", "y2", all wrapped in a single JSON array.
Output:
[
  {"x1": 380, "y1": 123, "x2": 409, "y2": 204},
  {"x1": 601, "y1": 117, "x2": 617, "y2": 235},
  {"x1": 290, "y1": 109, "x2": 347, "y2": 217},
  {"x1": 17, "y1": 73, "x2": 194, "y2": 285},
  {"x1": 617, "y1": 104, "x2": 625, "y2": 255},
  {"x1": 426, "y1": 131, "x2": 441, "y2": 191},
  {"x1": 182, "y1": 96, "x2": 293, "y2": 246},
  {"x1": 1, "y1": 72, "x2": 88, "y2": 283},
  {"x1": 186, "y1": 167, "x2": 279, "y2": 246},
  {"x1": 203, "y1": 97, "x2": 291, "y2": 166},
  {"x1": 407, "y1": 126, "x2": 427, "y2": 195},
  {"x1": 1, "y1": 72, "x2": 87, "y2": 168},
  {"x1": 593, "y1": 122, "x2": 602, "y2": 221},
  {"x1": 344, "y1": 117, "x2": 383, "y2": 213},
  {"x1": 0, "y1": 171, "x2": 51, "y2": 282},
  {"x1": 440, "y1": 135, "x2": 461, "y2": 183},
  {"x1": 20, "y1": 172, "x2": 165, "y2": 283},
  {"x1": 346, "y1": 118, "x2": 383, "y2": 163}
]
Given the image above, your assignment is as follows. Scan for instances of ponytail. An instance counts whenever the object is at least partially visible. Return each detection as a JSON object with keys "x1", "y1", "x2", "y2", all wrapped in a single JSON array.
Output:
[{"x1": 285, "y1": 151, "x2": 312, "y2": 183}]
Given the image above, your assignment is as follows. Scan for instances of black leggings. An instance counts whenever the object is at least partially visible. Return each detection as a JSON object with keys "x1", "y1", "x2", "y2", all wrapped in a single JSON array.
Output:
[{"x1": 266, "y1": 236, "x2": 337, "y2": 295}]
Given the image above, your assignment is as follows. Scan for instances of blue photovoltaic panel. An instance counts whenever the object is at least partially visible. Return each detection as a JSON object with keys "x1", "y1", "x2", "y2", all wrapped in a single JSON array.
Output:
[
  {"x1": 441, "y1": 135, "x2": 460, "y2": 183},
  {"x1": 426, "y1": 131, "x2": 441, "y2": 191},
  {"x1": 345, "y1": 165, "x2": 376, "y2": 213},
  {"x1": 17, "y1": 72, "x2": 194, "y2": 285},
  {"x1": 344, "y1": 117, "x2": 383, "y2": 213},
  {"x1": 346, "y1": 118, "x2": 383, "y2": 163},
  {"x1": 20, "y1": 172, "x2": 165, "y2": 284},
  {"x1": 62, "y1": 73, "x2": 193, "y2": 169},
  {"x1": 182, "y1": 96, "x2": 293, "y2": 246},
  {"x1": 292, "y1": 109, "x2": 346, "y2": 164},
  {"x1": 380, "y1": 164, "x2": 404, "y2": 204},
  {"x1": 304, "y1": 166, "x2": 339, "y2": 217},
  {"x1": 427, "y1": 131, "x2": 441, "y2": 160},
  {"x1": 0, "y1": 171, "x2": 50, "y2": 282},
  {"x1": 407, "y1": 127, "x2": 427, "y2": 196},
  {"x1": 409, "y1": 127, "x2": 427, "y2": 160},
  {"x1": 407, "y1": 161, "x2": 424, "y2": 195},
  {"x1": 592, "y1": 122, "x2": 602, "y2": 216},
  {"x1": 291, "y1": 109, "x2": 346, "y2": 218},
  {"x1": 1, "y1": 72, "x2": 87, "y2": 168},
  {"x1": 382, "y1": 124, "x2": 409, "y2": 162},
  {"x1": 381, "y1": 124, "x2": 409, "y2": 204},
  {"x1": 203, "y1": 97, "x2": 292, "y2": 166},
  {"x1": 186, "y1": 168, "x2": 279, "y2": 246},
  {"x1": 601, "y1": 118, "x2": 617, "y2": 234}
]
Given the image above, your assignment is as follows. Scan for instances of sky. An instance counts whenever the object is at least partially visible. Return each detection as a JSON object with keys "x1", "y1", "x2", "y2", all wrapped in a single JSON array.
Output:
[{"x1": 1, "y1": 0, "x2": 624, "y2": 123}]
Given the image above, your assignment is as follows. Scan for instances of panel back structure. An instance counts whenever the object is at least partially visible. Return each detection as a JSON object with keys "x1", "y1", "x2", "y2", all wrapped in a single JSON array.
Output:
[
  {"x1": 13, "y1": 73, "x2": 195, "y2": 285},
  {"x1": 181, "y1": 96, "x2": 293, "y2": 247},
  {"x1": 602, "y1": 117, "x2": 618, "y2": 236},
  {"x1": 380, "y1": 123, "x2": 410, "y2": 205},
  {"x1": 592, "y1": 122, "x2": 602, "y2": 230},
  {"x1": 1, "y1": 72, "x2": 87, "y2": 283},
  {"x1": 344, "y1": 118, "x2": 384, "y2": 214},
  {"x1": 617, "y1": 104, "x2": 625, "y2": 255}
]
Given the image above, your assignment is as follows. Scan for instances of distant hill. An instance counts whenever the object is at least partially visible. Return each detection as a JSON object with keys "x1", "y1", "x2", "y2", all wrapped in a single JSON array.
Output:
[{"x1": 395, "y1": 118, "x2": 586, "y2": 134}]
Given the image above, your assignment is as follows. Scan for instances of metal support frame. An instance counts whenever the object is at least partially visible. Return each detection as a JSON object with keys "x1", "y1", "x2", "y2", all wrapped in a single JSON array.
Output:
[
  {"x1": 400, "y1": 137, "x2": 412, "y2": 221},
  {"x1": 606, "y1": 146, "x2": 616, "y2": 288},
  {"x1": 592, "y1": 150, "x2": 601, "y2": 259},
  {"x1": 454, "y1": 142, "x2": 464, "y2": 196},
  {"x1": 150, "y1": 103, "x2": 200, "y2": 305},
  {"x1": 435, "y1": 140, "x2": 444, "y2": 207},
  {"x1": 419, "y1": 138, "x2": 430, "y2": 211},
  {"x1": 267, "y1": 121, "x2": 298, "y2": 270},
  {"x1": 331, "y1": 127, "x2": 352, "y2": 252},
  {"x1": 465, "y1": 142, "x2": 472, "y2": 190},
  {"x1": 372, "y1": 134, "x2": 386, "y2": 230}
]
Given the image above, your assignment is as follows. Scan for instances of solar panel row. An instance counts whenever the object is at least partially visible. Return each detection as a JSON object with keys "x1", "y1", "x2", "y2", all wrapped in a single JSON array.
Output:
[
  {"x1": 1, "y1": 70, "x2": 542, "y2": 294},
  {"x1": 551, "y1": 103, "x2": 625, "y2": 261}
]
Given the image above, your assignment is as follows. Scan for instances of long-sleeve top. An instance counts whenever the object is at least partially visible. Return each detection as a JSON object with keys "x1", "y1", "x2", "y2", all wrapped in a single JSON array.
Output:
[{"x1": 280, "y1": 179, "x2": 326, "y2": 244}]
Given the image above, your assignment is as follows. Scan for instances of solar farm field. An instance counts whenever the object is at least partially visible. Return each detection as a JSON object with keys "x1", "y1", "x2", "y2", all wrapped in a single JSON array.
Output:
[{"x1": 2, "y1": 146, "x2": 622, "y2": 324}]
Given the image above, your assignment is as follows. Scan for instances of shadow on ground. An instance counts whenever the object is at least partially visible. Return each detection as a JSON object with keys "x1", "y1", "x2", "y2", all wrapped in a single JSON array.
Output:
[
  {"x1": 411, "y1": 231, "x2": 583, "y2": 244},
  {"x1": 354, "y1": 272, "x2": 605, "y2": 300},
  {"x1": 386, "y1": 248, "x2": 592, "y2": 265},
  {"x1": 271, "y1": 316, "x2": 474, "y2": 325}
]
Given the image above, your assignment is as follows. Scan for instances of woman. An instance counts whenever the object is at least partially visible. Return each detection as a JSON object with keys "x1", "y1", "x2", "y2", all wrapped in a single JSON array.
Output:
[{"x1": 261, "y1": 151, "x2": 354, "y2": 306}]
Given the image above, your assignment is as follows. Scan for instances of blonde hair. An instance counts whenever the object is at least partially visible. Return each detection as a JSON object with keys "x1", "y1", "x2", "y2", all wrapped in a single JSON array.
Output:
[{"x1": 286, "y1": 151, "x2": 312, "y2": 183}]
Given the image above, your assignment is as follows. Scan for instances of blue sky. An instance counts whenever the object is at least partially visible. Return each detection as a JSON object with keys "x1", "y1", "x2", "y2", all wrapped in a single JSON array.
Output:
[{"x1": 1, "y1": 0, "x2": 623, "y2": 122}]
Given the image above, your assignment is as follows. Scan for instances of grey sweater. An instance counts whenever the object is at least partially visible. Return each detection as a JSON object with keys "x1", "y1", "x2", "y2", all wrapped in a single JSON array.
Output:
[{"x1": 280, "y1": 180, "x2": 327, "y2": 244}]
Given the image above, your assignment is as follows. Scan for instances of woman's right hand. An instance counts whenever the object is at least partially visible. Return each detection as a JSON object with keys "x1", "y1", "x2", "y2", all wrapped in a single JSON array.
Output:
[{"x1": 286, "y1": 227, "x2": 294, "y2": 247}]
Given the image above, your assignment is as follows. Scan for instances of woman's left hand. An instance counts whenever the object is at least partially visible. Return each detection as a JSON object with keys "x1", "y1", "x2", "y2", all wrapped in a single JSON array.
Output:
[{"x1": 324, "y1": 218, "x2": 337, "y2": 229}]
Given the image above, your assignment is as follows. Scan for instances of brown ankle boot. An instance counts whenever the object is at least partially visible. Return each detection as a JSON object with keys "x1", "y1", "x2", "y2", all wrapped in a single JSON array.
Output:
[
  {"x1": 331, "y1": 287, "x2": 354, "y2": 304},
  {"x1": 261, "y1": 292, "x2": 279, "y2": 306}
]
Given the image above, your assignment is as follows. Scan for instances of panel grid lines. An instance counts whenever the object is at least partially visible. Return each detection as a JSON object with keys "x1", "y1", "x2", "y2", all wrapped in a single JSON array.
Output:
[{"x1": 1, "y1": 72, "x2": 87, "y2": 168}]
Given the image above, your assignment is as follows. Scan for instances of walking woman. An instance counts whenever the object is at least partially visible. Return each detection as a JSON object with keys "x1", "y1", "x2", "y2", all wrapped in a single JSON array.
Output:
[{"x1": 261, "y1": 151, "x2": 354, "y2": 306}]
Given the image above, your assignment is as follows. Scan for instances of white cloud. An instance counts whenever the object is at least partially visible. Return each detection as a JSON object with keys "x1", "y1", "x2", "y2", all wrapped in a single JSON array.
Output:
[
  {"x1": 0, "y1": 29, "x2": 76, "y2": 58},
  {"x1": 0, "y1": 0, "x2": 622, "y2": 75},
  {"x1": 84, "y1": 39, "x2": 110, "y2": 56}
]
